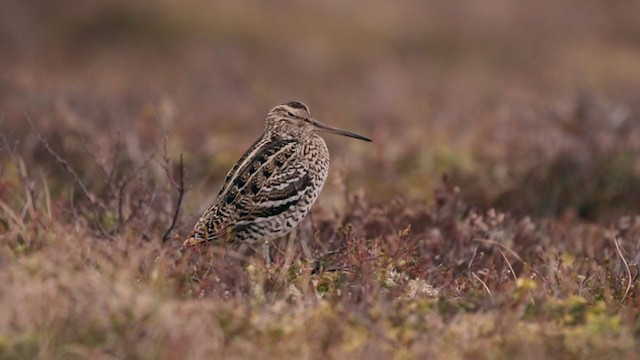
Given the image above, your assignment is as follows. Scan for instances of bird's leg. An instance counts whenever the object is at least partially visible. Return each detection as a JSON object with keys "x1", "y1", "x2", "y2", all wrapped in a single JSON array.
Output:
[
  {"x1": 260, "y1": 241, "x2": 272, "y2": 267},
  {"x1": 284, "y1": 229, "x2": 297, "y2": 268},
  {"x1": 300, "y1": 214, "x2": 314, "y2": 262},
  {"x1": 275, "y1": 230, "x2": 298, "y2": 284}
]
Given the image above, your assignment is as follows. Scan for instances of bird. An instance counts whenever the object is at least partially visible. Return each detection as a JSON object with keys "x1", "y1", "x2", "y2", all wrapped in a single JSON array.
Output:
[{"x1": 184, "y1": 101, "x2": 371, "y2": 249}]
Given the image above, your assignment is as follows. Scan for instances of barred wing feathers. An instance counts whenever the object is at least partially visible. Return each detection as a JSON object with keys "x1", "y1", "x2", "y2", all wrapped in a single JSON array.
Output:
[
  {"x1": 236, "y1": 163, "x2": 311, "y2": 222},
  {"x1": 185, "y1": 137, "x2": 312, "y2": 245}
]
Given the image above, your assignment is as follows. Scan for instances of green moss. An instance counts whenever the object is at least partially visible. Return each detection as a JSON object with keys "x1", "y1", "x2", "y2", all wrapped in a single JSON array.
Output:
[
  {"x1": 100, "y1": 210, "x2": 119, "y2": 233},
  {"x1": 544, "y1": 296, "x2": 616, "y2": 330},
  {"x1": 0, "y1": 334, "x2": 40, "y2": 360}
]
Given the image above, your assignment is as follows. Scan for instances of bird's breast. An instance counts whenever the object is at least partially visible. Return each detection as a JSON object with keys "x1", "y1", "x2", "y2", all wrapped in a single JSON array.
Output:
[{"x1": 300, "y1": 135, "x2": 330, "y2": 184}]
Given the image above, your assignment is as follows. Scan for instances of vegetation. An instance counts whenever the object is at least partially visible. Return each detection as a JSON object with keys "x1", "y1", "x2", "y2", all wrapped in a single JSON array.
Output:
[{"x1": 1, "y1": 1, "x2": 640, "y2": 358}]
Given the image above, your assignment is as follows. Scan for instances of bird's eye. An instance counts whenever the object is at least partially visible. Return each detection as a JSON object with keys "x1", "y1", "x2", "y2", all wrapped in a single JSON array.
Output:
[{"x1": 287, "y1": 111, "x2": 295, "y2": 117}]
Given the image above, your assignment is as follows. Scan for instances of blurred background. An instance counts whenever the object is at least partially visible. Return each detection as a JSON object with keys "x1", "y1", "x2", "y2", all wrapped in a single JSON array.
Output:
[{"x1": 2, "y1": 0, "x2": 640, "y2": 224}]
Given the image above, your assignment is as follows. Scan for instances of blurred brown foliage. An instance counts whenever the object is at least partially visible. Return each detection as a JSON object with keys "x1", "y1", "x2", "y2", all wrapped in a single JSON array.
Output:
[{"x1": 1, "y1": 0, "x2": 640, "y2": 358}]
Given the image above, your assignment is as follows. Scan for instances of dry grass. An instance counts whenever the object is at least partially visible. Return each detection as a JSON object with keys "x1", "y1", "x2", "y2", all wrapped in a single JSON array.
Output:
[{"x1": 1, "y1": 1, "x2": 640, "y2": 359}]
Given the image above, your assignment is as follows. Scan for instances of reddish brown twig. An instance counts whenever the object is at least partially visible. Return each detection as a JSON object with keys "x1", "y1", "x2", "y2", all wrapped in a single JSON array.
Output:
[{"x1": 162, "y1": 154, "x2": 185, "y2": 242}]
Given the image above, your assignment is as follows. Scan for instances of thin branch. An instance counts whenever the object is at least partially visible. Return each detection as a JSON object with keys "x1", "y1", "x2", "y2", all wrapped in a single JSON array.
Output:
[
  {"x1": 78, "y1": 132, "x2": 112, "y2": 186},
  {"x1": 612, "y1": 235, "x2": 632, "y2": 301},
  {"x1": 162, "y1": 154, "x2": 185, "y2": 242},
  {"x1": 473, "y1": 272, "x2": 492, "y2": 296},
  {"x1": 117, "y1": 144, "x2": 159, "y2": 226},
  {"x1": 0, "y1": 132, "x2": 37, "y2": 213},
  {"x1": 40, "y1": 173, "x2": 53, "y2": 221},
  {"x1": 474, "y1": 238, "x2": 523, "y2": 263},
  {"x1": 499, "y1": 248, "x2": 518, "y2": 283},
  {"x1": 0, "y1": 199, "x2": 25, "y2": 232},
  {"x1": 138, "y1": 184, "x2": 158, "y2": 238},
  {"x1": 466, "y1": 246, "x2": 479, "y2": 278},
  {"x1": 160, "y1": 136, "x2": 181, "y2": 191},
  {"x1": 23, "y1": 111, "x2": 113, "y2": 239}
]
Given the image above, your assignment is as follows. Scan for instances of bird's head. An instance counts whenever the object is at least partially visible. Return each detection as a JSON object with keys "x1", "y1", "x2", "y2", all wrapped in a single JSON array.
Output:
[{"x1": 265, "y1": 101, "x2": 372, "y2": 142}]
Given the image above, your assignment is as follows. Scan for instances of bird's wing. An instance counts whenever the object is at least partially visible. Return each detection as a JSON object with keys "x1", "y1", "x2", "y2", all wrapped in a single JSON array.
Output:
[
  {"x1": 217, "y1": 137, "x2": 299, "y2": 207},
  {"x1": 235, "y1": 162, "x2": 311, "y2": 222},
  {"x1": 224, "y1": 138, "x2": 312, "y2": 223},
  {"x1": 185, "y1": 137, "x2": 302, "y2": 245}
]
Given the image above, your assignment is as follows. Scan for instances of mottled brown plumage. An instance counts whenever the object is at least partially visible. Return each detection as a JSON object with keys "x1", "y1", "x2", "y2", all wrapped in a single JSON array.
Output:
[{"x1": 184, "y1": 101, "x2": 371, "y2": 247}]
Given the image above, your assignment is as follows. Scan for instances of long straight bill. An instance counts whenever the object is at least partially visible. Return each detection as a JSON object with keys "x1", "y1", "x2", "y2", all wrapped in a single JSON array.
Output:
[{"x1": 311, "y1": 119, "x2": 372, "y2": 142}]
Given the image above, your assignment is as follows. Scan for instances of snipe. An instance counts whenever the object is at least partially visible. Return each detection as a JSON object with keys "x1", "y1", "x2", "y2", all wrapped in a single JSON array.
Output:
[{"x1": 184, "y1": 101, "x2": 371, "y2": 247}]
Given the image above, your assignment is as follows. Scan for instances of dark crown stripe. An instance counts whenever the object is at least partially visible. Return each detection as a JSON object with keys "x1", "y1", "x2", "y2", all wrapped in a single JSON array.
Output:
[{"x1": 285, "y1": 101, "x2": 308, "y2": 111}]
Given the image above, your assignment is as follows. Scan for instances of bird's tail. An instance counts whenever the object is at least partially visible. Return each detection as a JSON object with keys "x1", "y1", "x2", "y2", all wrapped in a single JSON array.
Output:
[
  {"x1": 182, "y1": 234, "x2": 204, "y2": 246},
  {"x1": 182, "y1": 221, "x2": 232, "y2": 246},
  {"x1": 182, "y1": 220, "x2": 208, "y2": 246}
]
